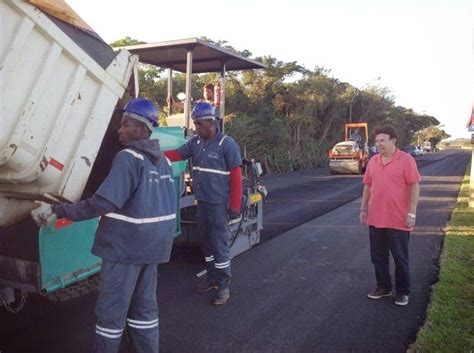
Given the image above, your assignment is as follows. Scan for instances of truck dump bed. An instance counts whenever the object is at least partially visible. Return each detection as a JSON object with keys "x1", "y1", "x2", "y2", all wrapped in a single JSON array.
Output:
[
  {"x1": 0, "y1": 0, "x2": 137, "y2": 227},
  {"x1": 0, "y1": 1, "x2": 138, "y2": 300}
]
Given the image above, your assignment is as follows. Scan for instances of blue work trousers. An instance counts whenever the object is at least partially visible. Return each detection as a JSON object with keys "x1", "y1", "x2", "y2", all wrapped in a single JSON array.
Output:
[
  {"x1": 369, "y1": 226, "x2": 411, "y2": 295},
  {"x1": 197, "y1": 201, "x2": 231, "y2": 290},
  {"x1": 92, "y1": 261, "x2": 159, "y2": 353}
]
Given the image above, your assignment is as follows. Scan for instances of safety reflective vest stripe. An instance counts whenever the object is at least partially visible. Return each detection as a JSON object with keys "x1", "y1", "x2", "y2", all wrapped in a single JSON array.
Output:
[
  {"x1": 204, "y1": 255, "x2": 214, "y2": 262},
  {"x1": 123, "y1": 149, "x2": 144, "y2": 160},
  {"x1": 218, "y1": 136, "x2": 227, "y2": 146},
  {"x1": 105, "y1": 213, "x2": 176, "y2": 224},
  {"x1": 95, "y1": 325, "x2": 123, "y2": 339},
  {"x1": 192, "y1": 166, "x2": 230, "y2": 175}
]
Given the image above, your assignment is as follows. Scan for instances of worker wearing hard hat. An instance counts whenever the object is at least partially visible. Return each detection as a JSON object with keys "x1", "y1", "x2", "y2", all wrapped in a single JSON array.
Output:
[
  {"x1": 164, "y1": 101, "x2": 242, "y2": 306},
  {"x1": 200, "y1": 83, "x2": 222, "y2": 131},
  {"x1": 32, "y1": 98, "x2": 176, "y2": 353}
]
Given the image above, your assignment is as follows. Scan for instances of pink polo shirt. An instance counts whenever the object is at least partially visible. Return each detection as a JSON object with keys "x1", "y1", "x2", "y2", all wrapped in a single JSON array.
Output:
[{"x1": 363, "y1": 149, "x2": 421, "y2": 231}]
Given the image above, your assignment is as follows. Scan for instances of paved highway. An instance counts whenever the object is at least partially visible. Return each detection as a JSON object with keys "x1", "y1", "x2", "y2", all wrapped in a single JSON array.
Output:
[{"x1": 0, "y1": 149, "x2": 469, "y2": 353}]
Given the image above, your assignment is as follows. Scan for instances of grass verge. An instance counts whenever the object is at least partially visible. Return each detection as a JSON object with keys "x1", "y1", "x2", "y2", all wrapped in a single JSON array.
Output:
[{"x1": 409, "y1": 165, "x2": 474, "y2": 353}]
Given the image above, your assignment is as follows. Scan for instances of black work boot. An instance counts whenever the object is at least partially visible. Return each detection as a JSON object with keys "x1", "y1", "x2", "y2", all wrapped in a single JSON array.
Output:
[
  {"x1": 195, "y1": 281, "x2": 218, "y2": 293},
  {"x1": 212, "y1": 288, "x2": 230, "y2": 306}
]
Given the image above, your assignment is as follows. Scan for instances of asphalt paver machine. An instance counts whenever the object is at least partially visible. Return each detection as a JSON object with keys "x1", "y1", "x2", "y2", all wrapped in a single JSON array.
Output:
[{"x1": 122, "y1": 38, "x2": 268, "y2": 258}]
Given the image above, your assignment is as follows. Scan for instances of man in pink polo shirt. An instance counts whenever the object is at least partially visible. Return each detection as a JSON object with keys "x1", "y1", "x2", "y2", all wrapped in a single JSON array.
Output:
[{"x1": 359, "y1": 126, "x2": 420, "y2": 306}]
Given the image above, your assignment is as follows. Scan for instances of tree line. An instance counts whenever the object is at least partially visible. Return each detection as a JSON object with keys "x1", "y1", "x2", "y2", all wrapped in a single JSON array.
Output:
[{"x1": 111, "y1": 37, "x2": 449, "y2": 173}]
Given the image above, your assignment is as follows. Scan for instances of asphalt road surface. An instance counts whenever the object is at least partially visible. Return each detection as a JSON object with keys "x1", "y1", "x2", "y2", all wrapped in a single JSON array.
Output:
[{"x1": 0, "y1": 149, "x2": 469, "y2": 353}]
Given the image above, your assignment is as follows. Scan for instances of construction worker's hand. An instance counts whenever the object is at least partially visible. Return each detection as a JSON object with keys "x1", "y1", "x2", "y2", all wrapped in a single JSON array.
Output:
[
  {"x1": 31, "y1": 201, "x2": 57, "y2": 228},
  {"x1": 359, "y1": 210, "x2": 368, "y2": 225}
]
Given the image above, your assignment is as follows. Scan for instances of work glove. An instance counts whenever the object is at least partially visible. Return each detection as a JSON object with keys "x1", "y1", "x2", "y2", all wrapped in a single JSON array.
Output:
[{"x1": 31, "y1": 201, "x2": 56, "y2": 228}]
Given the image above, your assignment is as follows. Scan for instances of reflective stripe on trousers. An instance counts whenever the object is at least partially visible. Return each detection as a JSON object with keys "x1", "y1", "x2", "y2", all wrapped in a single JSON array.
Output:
[
  {"x1": 197, "y1": 201, "x2": 231, "y2": 290},
  {"x1": 92, "y1": 261, "x2": 159, "y2": 353}
]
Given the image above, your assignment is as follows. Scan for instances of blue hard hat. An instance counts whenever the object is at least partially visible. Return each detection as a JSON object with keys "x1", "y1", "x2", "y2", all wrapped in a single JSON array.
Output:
[
  {"x1": 191, "y1": 101, "x2": 215, "y2": 121},
  {"x1": 122, "y1": 98, "x2": 158, "y2": 131}
]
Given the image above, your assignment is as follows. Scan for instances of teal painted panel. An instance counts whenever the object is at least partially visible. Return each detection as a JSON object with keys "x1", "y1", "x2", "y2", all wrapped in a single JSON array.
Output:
[
  {"x1": 38, "y1": 126, "x2": 189, "y2": 293},
  {"x1": 39, "y1": 218, "x2": 101, "y2": 293},
  {"x1": 152, "y1": 126, "x2": 186, "y2": 150},
  {"x1": 152, "y1": 126, "x2": 188, "y2": 237},
  {"x1": 152, "y1": 127, "x2": 187, "y2": 175}
]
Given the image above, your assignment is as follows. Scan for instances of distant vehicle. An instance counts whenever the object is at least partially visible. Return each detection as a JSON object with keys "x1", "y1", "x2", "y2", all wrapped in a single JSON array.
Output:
[
  {"x1": 369, "y1": 145, "x2": 378, "y2": 158},
  {"x1": 403, "y1": 145, "x2": 422, "y2": 157},
  {"x1": 422, "y1": 141, "x2": 432, "y2": 153},
  {"x1": 416, "y1": 145, "x2": 424, "y2": 155}
]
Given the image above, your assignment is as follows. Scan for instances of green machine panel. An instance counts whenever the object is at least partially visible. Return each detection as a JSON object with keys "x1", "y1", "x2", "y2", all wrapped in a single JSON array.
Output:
[
  {"x1": 39, "y1": 218, "x2": 101, "y2": 293},
  {"x1": 152, "y1": 126, "x2": 188, "y2": 237}
]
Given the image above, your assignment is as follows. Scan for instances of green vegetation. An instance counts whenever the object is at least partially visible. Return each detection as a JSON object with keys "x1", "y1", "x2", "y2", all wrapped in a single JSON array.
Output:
[
  {"x1": 409, "y1": 166, "x2": 474, "y2": 353},
  {"x1": 415, "y1": 126, "x2": 450, "y2": 150},
  {"x1": 439, "y1": 138, "x2": 471, "y2": 150},
  {"x1": 111, "y1": 37, "x2": 448, "y2": 173}
]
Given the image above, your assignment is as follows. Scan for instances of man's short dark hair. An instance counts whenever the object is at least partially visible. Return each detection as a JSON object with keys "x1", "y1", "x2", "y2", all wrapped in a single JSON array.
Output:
[
  {"x1": 204, "y1": 84, "x2": 214, "y2": 90},
  {"x1": 373, "y1": 125, "x2": 398, "y2": 141}
]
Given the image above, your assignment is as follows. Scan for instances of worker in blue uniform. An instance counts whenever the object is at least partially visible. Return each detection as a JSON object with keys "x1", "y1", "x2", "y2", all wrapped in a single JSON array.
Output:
[
  {"x1": 199, "y1": 83, "x2": 222, "y2": 131},
  {"x1": 31, "y1": 98, "x2": 176, "y2": 353},
  {"x1": 350, "y1": 128, "x2": 363, "y2": 149},
  {"x1": 164, "y1": 101, "x2": 242, "y2": 306}
]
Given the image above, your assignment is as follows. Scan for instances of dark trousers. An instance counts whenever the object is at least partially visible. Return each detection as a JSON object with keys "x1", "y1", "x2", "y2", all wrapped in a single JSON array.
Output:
[
  {"x1": 369, "y1": 226, "x2": 411, "y2": 295},
  {"x1": 197, "y1": 201, "x2": 231, "y2": 290},
  {"x1": 92, "y1": 261, "x2": 159, "y2": 353}
]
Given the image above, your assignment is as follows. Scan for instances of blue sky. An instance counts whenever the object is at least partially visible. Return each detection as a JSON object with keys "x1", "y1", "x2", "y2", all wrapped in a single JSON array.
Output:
[{"x1": 67, "y1": 0, "x2": 472, "y2": 138}]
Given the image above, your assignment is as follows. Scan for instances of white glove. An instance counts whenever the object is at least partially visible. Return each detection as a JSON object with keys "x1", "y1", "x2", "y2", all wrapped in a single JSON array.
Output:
[{"x1": 31, "y1": 201, "x2": 56, "y2": 228}]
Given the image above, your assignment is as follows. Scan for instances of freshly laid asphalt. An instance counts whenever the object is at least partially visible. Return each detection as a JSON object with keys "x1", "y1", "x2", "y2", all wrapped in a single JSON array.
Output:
[
  {"x1": 0, "y1": 149, "x2": 469, "y2": 353},
  {"x1": 156, "y1": 149, "x2": 469, "y2": 353}
]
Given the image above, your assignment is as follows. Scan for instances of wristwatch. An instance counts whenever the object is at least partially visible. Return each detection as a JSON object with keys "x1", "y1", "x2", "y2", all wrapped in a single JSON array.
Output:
[{"x1": 407, "y1": 213, "x2": 416, "y2": 219}]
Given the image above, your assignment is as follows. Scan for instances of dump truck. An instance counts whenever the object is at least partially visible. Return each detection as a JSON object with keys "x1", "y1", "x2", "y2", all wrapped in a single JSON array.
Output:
[
  {"x1": 328, "y1": 123, "x2": 369, "y2": 175},
  {"x1": 0, "y1": 0, "x2": 266, "y2": 312}
]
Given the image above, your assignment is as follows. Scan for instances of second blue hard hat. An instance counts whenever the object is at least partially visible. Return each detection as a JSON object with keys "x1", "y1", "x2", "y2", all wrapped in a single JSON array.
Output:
[{"x1": 191, "y1": 101, "x2": 215, "y2": 121}]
